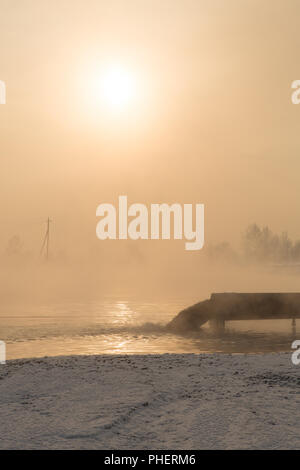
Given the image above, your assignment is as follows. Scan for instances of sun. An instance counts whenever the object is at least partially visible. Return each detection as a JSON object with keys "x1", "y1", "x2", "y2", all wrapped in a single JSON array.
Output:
[
  {"x1": 81, "y1": 61, "x2": 148, "y2": 124},
  {"x1": 99, "y1": 64, "x2": 137, "y2": 112}
]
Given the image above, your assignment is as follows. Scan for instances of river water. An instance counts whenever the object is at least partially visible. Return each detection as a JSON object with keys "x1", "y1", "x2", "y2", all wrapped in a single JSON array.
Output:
[{"x1": 0, "y1": 297, "x2": 297, "y2": 359}]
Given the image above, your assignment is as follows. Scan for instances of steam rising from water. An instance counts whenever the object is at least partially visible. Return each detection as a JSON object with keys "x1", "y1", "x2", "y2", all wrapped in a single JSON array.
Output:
[
  {"x1": 1, "y1": 223, "x2": 300, "y2": 359},
  {"x1": 2, "y1": 296, "x2": 298, "y2": 359}
]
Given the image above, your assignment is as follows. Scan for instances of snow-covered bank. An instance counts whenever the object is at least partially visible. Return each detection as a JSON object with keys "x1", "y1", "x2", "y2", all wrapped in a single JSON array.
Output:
[{"x1": 0, "y1": 353, "x2": 299, "y2": 449}]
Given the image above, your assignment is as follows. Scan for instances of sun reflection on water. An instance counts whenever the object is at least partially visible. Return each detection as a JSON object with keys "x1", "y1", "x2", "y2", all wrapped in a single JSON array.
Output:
[{"x1": 112, "y1": 302, "x2": 134, "y2": 325}]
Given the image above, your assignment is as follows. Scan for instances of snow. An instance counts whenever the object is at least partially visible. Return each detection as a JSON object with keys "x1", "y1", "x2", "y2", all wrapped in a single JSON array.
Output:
[{"x1": 0, "y1": 353, "x2": 299, "y2": 449}]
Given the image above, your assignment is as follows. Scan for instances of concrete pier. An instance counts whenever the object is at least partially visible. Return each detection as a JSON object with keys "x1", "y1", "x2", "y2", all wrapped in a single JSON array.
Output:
[
  {"x1": 168, "y1": 293, "x2": 300, "y2": 333},
  {"x1": 209, "y1": 318, "x2": 225, "y2": 334}
]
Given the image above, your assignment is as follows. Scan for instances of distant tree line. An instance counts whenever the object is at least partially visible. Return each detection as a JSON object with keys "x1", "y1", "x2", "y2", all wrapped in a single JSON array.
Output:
[
  {"x1": 242, "y1": 224, "x2": 300, "y2": 264},
  {"x1": 207, "y1": 224, "x2": 300, "y2": 265}
]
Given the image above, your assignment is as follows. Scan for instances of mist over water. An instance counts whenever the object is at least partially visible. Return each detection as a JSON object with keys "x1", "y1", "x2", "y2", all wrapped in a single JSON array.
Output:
[
  {"x1": 1, "y1": 223, "x2": 300, "y2": 360},
  {"x1": 1, "y1": 287, "x2": 298, "y2": 359},
  {"x1": 1, "y1": 0, "x2": 300, "y2": 362}
]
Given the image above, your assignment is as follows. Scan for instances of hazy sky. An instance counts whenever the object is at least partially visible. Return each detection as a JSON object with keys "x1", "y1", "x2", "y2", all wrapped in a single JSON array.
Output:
[{"x1": 1, "y1": 0, "x2": 300, "y2": 260}]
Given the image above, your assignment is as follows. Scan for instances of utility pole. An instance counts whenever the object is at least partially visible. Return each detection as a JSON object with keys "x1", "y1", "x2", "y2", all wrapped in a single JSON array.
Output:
[{"x1": 40, "y1": 217, "x2": 51, "y2": 260}]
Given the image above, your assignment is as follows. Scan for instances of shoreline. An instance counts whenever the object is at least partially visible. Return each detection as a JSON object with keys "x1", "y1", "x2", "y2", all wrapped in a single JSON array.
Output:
[
  {"x1": 3, "y1": 349, "x2": 295, "y2": 362},
  {"x1": 0, "y1": 352, "x2": 299, "y2": 449}
]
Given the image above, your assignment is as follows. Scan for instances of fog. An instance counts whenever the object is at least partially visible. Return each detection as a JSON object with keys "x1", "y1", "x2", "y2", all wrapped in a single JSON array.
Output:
[
  {"x1": 1, "y1": 1, "x2": 300, "y2": 315},
  {"x1": 2, "y1": 223, "x2": 300, "y2": 309}
]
